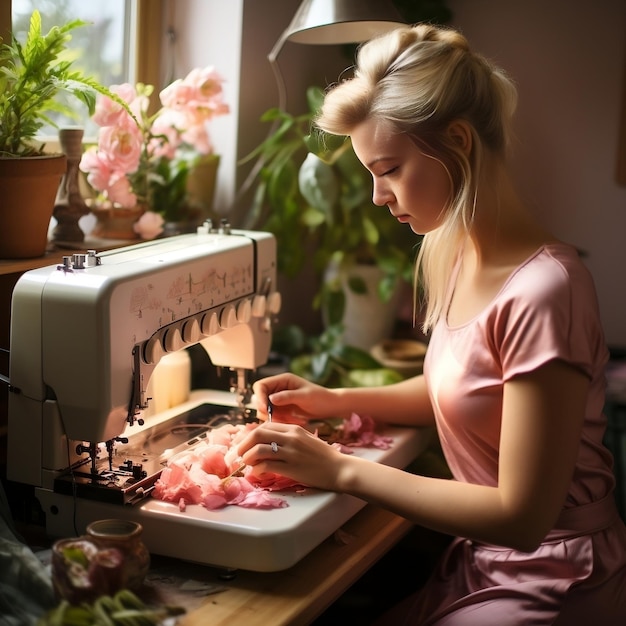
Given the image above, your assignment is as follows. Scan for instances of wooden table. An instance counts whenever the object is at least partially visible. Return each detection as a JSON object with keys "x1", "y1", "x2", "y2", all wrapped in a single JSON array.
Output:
[{"x1": 177, "y1": 505, "x2": 413, "y2": 626}]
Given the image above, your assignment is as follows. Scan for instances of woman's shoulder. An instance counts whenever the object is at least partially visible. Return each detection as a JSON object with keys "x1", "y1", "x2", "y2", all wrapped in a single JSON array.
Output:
[
  {"x1": 490, "y1": 241, "x2": 607, "y2": 378},
  {"x1": 494, "y1": 241, "x2": 602, "y2": 331},
  {"x1": 506, "y1": 242, "x2": 594, "y2": 298}
]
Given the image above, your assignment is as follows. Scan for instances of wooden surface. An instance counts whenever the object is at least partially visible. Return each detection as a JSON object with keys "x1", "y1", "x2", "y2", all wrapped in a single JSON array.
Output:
[
  {"x1": 0, "y1": 252, "x2": 63, "y2": 276},
  {"x1": 0, "y1": 237, "x2": 135, "y2": 276},
  {"x1": 177, "y1": 505, "x2": 413, "y2": 626}
]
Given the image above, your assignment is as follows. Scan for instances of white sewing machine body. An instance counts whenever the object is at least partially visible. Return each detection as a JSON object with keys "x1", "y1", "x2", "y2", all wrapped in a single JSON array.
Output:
[{"x1": 7, "y1": 228, "x2": 426, "y2": 572}]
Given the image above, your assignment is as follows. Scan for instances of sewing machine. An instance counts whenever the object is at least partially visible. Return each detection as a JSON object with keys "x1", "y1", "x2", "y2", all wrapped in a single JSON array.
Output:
[{"x1": 7, "y1": 225, "x2": 427, "y2": 572}]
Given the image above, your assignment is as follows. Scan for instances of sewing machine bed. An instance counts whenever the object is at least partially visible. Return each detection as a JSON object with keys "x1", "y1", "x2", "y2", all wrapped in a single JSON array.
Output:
[{"x1": 39, "y1": 390, "x2": 430, "y2": 572}]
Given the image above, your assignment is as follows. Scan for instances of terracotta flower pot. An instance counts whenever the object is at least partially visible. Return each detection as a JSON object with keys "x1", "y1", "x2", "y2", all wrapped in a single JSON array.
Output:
[
  {"x1": 90, "y1": 203, "x2": 146, "y2": 240},
  {"x1": 0, "y1": 154, "x2": 67, "y2": 259}
]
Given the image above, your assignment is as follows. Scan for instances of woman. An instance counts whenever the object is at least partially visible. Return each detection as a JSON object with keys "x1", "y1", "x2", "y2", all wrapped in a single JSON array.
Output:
[{"x1": 237, "y1": 24, "x2": 626, "y2": 624}]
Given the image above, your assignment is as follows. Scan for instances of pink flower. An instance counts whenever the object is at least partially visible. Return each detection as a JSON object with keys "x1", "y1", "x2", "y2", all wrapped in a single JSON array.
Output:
[
  {"x1": 133, "y1": 211, "x2": 164, "y2": 240},
  {"x1": 185, "y1": 66, "x2": 227, "y2": 100},
  {"x1": 149, "y1": 109, "x2": 184, "y2": 159},
  {"x1": 82, "y1": 66, "x2": 229, "y2": 217},
  {"x1": 159, "y1": 80, "x2": 195, "y2": 109},
  {"x1": 80, "y1": 148, "x2": 112, "y2": 192},
  {"x1": 180, "y1": 123, "x2": 212, "y2": 155},
  {"x1": 106, "y1": 174, "x2": 137, "y2": 208},
  {"x1": 159, "y1": 66, "x2": 230, "y2": 122},
  {"x1": 97, "y1": 125, "x2": 142, "y2": 174}
]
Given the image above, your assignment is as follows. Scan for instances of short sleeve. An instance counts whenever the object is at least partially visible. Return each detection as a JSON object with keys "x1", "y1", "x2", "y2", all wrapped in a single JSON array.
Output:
[{"x1": 489, "y1": 248, "x2": 604, "y2": 381}]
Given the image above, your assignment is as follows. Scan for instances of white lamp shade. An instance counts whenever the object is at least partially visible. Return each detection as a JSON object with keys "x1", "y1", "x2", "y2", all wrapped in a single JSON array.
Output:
[{"x1": 285, "y1": 0, "x2": 406, "y2": 45}]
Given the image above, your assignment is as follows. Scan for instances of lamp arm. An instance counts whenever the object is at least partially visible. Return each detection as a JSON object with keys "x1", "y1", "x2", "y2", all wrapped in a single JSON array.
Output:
[{"x1": 268, "y1": 29, "x2": 290, "y2": 116}]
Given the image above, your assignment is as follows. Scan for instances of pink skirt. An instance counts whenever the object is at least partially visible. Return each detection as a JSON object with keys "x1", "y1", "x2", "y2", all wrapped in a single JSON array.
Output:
[{"x1": 377, "y1": 496, "x2": 626, "y2": 625}]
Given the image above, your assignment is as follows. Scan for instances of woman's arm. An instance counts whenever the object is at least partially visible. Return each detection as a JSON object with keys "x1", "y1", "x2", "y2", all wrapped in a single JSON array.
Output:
[
  {"x1": 253, "y1": 372, "x2": 435, "y2": 427},
  {"x1": 241, "y1": 359, "x2": 587, "y2": 551}
]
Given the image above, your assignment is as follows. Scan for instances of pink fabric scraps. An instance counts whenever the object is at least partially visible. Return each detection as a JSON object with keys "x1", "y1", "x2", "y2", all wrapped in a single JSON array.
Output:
[
  {"x1": 333, "y1": 413, "x2": 394, "y2": 450},
  {"x1": 152, "y1": 413, "x2": 390, "y2": 511}
]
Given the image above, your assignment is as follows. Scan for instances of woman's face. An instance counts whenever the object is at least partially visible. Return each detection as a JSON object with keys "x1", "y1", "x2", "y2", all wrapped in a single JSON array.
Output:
[{"x1": 350, "y1": 117, "x2": 452, "y2": 235}]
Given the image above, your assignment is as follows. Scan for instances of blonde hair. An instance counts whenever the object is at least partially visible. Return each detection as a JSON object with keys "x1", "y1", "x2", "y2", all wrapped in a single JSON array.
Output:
[{"x1": 315, "y1": 24, "x2": 517, "y2": 333}]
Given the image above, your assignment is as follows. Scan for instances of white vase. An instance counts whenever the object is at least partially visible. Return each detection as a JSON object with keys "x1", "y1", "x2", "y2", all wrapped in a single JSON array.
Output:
[{"x1": 325, "y1": 263, "x2": 403, "y2": 352}]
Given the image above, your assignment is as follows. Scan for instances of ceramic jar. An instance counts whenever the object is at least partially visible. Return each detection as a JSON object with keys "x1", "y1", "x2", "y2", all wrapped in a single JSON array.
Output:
[{"x1": 86, "y1": 519, "x2": 151, "y2": 590}]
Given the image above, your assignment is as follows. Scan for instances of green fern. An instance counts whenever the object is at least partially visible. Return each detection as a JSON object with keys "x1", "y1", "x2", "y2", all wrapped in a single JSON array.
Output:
[{"x1": 0, "y1": 10, "x2": 133, "y2": 157}]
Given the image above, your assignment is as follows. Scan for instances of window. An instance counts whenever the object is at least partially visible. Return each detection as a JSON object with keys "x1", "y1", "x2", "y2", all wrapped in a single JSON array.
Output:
[{"x1": 7, "y1": 0, "x2": 161, "y2": 139}]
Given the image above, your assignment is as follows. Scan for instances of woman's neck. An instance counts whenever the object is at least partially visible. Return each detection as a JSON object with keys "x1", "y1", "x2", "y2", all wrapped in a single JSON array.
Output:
[{"x1": 466, "y1": 163, "x2": 554, "y2": 268}]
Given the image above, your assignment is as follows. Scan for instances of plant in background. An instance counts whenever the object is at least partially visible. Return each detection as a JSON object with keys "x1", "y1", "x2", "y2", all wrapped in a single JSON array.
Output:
[
  {"x1": 79, "y1": 66, "x2": 229, "y2": 230},
  {"x1": 241, "y1": 86, "x2": 420, "y2": 328},
  {"x1": 0, "y1": 10, "x2": 121, "y2": 157}
]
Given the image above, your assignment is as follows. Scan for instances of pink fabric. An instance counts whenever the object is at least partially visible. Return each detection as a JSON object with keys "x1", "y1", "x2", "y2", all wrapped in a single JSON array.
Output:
[{"x1": 405, "y1": 243, "x2": 626, "y2": 625}]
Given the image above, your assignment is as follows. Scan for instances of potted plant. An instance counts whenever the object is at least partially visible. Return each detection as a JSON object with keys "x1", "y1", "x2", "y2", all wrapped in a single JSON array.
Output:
[
  {"x1": 79, "y1": 66, "x2": 229, "y2": 241},
  {"x1": 241, "y1": 86, "x2": 421, "y2": 350},
  {"x1": 0, "y1": 10, "x2": 128, "y2": 258}
]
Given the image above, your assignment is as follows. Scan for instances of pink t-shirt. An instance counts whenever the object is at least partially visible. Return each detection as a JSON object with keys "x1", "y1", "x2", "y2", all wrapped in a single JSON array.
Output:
[
  {"x1": 406, "y1": 243, "x2": 626, "y2": 625},
  {"x1": 424, "y1": 242, "x2": 614, "y2": 504}
]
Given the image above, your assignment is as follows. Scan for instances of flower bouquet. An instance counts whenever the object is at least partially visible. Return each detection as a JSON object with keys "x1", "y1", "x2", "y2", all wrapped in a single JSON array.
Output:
[{"x1": 80, "y1": 66, "x2": 229, "y2": 239}]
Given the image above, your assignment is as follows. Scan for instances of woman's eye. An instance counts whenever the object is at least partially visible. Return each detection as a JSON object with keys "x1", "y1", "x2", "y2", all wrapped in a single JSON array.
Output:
[{"x1": 381, "y1": 166, "x2": 398, "y2": 176}]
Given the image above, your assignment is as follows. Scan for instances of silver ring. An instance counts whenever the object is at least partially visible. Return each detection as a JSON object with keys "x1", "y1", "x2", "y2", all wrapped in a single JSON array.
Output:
[{"x1": 270, "y1": 441, "x2": 279, "y2": 454}]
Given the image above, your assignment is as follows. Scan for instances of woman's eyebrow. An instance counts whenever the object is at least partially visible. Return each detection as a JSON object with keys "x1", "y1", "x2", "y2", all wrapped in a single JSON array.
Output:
[{"x1": 365, "y1": 156, "x2": 395, "y2": 169}]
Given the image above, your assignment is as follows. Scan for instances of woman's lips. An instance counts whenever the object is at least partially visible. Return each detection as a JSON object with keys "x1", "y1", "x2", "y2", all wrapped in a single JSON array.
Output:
[
  {"x1": 394, "y1": 214, "x2": 411, "y2": 223},
  {"x1": 387, "y1": 206, "x2": 411, "y2": 223}
]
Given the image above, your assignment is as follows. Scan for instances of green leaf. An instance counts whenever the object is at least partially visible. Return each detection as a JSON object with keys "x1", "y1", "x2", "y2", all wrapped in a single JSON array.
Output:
[
  {"x1": 320, "y1": 283, "x2": 345, "y2": 324},
  {"x1": 378, "y1": 274, "x2": 399, "y2": 302},
  {"x1": 346, "y1": 275, "x2": 368, "y2": 295},
  {"x1": 310, "y1": 352, "x2": 333, "y2": 383},
  {"x1": 61, "y1": 546, "x2": 89, "y2": 568},
  {"x1": 272, "y1": 325, "x2": 307, "y2": 356},
  {"x1": 298, "y1": 153, "x2": 339, "y2": 213},
  {"x1": 329, "y1": 344, "x2": 382, "y2": 370},
  {"x1": 346, "y1": 368, "x2": 404, "y2": 387},
  {"x1": 305, "y1": 85, "x2": 325, "y2": 114},
  {"x1": 301, "y1": 206, "x2": 326, "y2": 228}
]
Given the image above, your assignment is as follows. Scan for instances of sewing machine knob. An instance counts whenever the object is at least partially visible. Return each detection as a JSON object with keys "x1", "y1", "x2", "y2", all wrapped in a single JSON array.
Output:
[
  {"x1": 163, "y1": 326, "x2": 184, "y2": 352},
  {"x1": 267, "y1": 291, "x2": 282, "y2": 314},
  {"x1": 72, "y1": 253, "x2": 86, "y2": 269},
  {"x1": 220, "y1": 304, "x2": 237, "y2": 329},
  {"x1": 251, "y1": 295, "x2": 267, "y2": 317},
  {"x1": 182, "y1": 318, "x2": 201, "y2": 343},
  {"x1": 236, "y1": 299, "x2": 252, "y2": 323},
  {"x1": 143, "y1": 335, "x2": 165, "y2": 364},
  {"x1": 200, "y1": 311, "x2": 219, "y2": 335}
]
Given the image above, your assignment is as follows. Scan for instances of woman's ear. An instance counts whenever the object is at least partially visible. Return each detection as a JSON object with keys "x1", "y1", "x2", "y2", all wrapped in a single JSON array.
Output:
[{"x1": 447, "y1": 120, "x2": 472, "y2": 155}]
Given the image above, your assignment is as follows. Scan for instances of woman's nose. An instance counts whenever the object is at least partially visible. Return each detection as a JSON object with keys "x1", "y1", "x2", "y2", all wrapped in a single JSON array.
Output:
[{"x1": 372, "y1": 178, "x2": 392, "y2": 207}]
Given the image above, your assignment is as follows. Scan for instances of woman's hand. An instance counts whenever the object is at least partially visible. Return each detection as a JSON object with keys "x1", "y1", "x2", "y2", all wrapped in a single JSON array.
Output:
[
  {"x1": 252, "y1": 373, "x2": 345, "y2": 422},
  {"x1": 236, "y1": 421, "x2": 346, "y2": 491}
]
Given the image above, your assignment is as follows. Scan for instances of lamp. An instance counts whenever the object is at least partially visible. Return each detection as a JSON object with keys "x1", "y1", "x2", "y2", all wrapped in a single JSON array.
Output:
[
  {"x1": 269, "y1": 0, "x2": 406, "y2": 112},
  {"x1": 276, "y1": 0, "x2": 405, "y2": 45}
]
